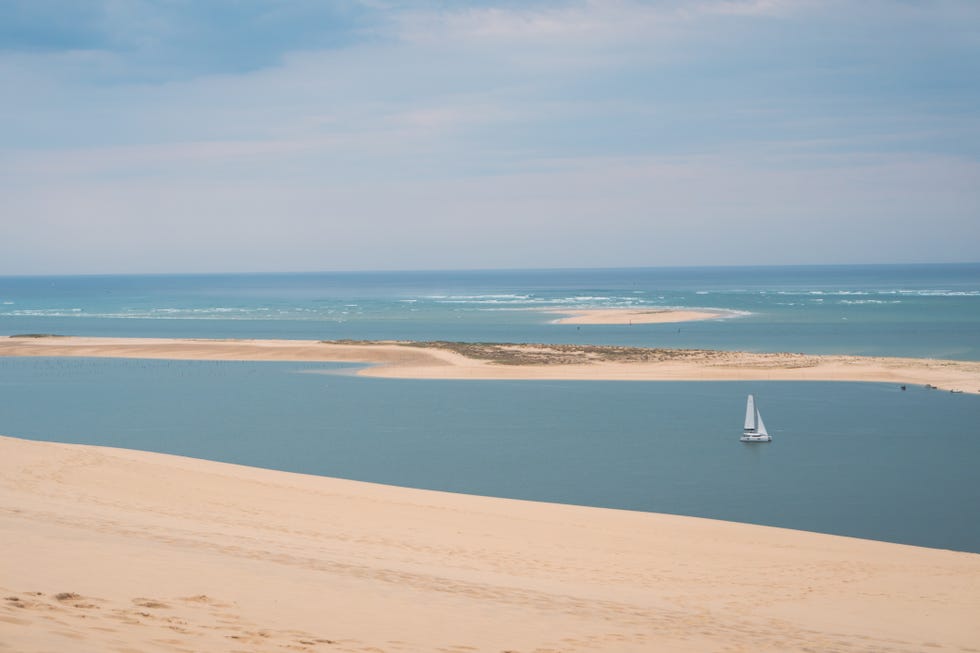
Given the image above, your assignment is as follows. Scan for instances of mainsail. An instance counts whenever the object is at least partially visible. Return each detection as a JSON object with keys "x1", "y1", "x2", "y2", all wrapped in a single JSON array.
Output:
[{"x1": 744, "y1": 394, "x2": 757, "y2": 432}]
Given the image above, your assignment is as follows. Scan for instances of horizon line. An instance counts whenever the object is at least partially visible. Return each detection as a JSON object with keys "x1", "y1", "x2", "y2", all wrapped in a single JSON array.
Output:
[{"x1": 1, "y1": 261, "x2": 979, "y2": 279}]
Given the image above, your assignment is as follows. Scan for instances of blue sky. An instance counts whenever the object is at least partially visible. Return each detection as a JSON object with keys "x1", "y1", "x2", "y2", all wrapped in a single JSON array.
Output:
[{"x1": 2, "y1": 0, "x2": 978, "y2": 273}]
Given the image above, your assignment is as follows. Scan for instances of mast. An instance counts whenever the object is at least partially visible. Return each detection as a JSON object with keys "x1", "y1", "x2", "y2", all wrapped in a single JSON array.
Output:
[{"x1": 744, "y1": 395, "x2": 756, "y2": 432}]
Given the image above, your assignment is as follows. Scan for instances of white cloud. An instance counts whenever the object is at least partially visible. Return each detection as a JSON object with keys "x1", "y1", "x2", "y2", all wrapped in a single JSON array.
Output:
[
  {"x1": 3, "y1": 147, "x2": 977, "y2": 273},
  {"x1": 2, "y1": 0, "x2": 979, "y2": 272},
  {"x1": 392, "y1": 0, "x2": 801, "y2": 47}
]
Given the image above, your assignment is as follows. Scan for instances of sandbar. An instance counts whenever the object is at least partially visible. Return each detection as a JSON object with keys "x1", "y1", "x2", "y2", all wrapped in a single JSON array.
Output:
[
  {"x1": 546, "y1": 307, "x2": 729, "y2": 324},
  {"x1": 3, "y1": 335, "x2": 979, "y2": 394},
  {"x1": 1, "y1": 434, "x2": 978, "y2": 652}
]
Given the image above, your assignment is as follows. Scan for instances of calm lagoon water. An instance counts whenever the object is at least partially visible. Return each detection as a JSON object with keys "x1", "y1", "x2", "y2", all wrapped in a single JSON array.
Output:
[{"x1": 2, "y1": 357, "x2": 978, "y2": 553}]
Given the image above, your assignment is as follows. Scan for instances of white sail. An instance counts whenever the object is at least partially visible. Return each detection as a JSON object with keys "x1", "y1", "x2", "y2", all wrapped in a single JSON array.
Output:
[
  {"x1": 741, "y1": 394, "x2": 771, "y2": 442},
  {"x1": 744, "y1": 394, "x2": 756, "y2": 432}
]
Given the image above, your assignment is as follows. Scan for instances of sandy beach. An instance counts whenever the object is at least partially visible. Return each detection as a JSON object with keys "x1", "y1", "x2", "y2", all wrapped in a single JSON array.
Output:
[
  {"x1": 2, "y1": 434, "x2": 979, "y2": 653},
  {"x1": 3, "y1": 335, "x2": 979, "y2": 394},
  {"x1": 545, "y1": 308, "x2": 729, "y2": 325}
]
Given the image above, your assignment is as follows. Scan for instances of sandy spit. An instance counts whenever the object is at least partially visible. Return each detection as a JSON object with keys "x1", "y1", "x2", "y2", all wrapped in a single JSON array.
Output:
[
  {"x1": 2, "y1": 434, "x2": 979, "y2": 652},
  {"x1": 3, "y1": 335, "x2": 979, "y2": 394},
  {"x1": 545, "y1": 308, "x2": 729, "y2": 324}
]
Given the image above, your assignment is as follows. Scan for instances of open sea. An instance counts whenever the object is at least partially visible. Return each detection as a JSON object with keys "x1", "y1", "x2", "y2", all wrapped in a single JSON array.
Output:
[{"x1": 2, "y1": 264, "x2": 979, "y2": 552}]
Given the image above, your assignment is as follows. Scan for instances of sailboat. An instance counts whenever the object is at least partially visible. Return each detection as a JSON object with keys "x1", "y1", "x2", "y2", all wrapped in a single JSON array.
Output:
[{"x1": 740, "y1": 394, "x2": 772, "y2": 442}]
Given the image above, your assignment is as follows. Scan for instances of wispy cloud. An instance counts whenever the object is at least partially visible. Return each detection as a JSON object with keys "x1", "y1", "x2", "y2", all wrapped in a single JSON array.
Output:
[
  {"x1": 0, "y1": 0, "x2": 374, "y2": 80},
  {"x1": 1, "y1": 0, "x2": 978, "y2": 272},
  {"x1": 392, "y1": 0, "x2": 800, "y2": 46}
]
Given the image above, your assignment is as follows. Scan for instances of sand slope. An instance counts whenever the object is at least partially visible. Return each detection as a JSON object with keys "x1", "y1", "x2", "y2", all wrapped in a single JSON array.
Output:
[{"x1": 2, "y1": 435, "x2": 979, "y2": 652}]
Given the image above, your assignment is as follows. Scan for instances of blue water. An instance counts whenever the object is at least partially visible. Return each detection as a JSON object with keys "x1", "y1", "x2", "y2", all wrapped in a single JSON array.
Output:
[
  {"x1": 1, "y1": 264, "x2": 979, "y2": 552},
  {"x1": 2, "y1": 357, "x2": 978, "y2": 552},
  {"x1": 2, "y1": 264, "x2": 979, "y2": 358}
]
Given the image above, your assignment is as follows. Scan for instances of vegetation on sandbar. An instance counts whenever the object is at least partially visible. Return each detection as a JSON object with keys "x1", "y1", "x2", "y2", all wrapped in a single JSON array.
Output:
[{"x1": 320, "y1": 339, "x2": 729, "y2": 366}]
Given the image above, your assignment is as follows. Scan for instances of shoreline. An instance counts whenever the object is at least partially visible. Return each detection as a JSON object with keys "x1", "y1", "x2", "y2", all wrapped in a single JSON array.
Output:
[
  {"x1": 2, "y1": 433, "x2": 979, "y2": 652},
  {"x1": 2, "y1": 335, "x2": 979, "y2": 394}
]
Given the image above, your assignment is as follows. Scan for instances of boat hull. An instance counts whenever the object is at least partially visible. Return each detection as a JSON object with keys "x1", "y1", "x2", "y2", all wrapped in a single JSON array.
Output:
[{"x1": 740, "y1": 434, "x2": 772, "y2": 443}]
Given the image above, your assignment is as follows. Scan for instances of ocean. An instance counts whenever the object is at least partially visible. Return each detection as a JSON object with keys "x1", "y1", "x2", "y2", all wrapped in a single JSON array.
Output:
[
  {"x1": 2, "y1": 264, "x2": 979, "y2": 552},
  {"x1": 2, "y1": 264, "x2": 979, "y2": 358}
]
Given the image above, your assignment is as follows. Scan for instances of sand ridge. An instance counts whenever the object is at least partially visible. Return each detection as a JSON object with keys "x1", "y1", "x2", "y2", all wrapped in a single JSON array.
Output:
[
  {"x1": 3, "y1": 334, "x2": 980, "y2": 394},
  {"x1": 2, "y1": 434, "x2": 979, "y2": 652}
]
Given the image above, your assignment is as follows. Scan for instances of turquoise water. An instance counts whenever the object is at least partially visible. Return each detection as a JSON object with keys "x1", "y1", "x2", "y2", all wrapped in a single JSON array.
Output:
[
  {"x1": 2, "y1": 357, "x2": 978, "y2": 552},
  {"x1": 2, "y1": 264, "x2": 979, "y2": 358},
  {"x1": 1, "y1": 264, "x2": 979, "y2": 552}
]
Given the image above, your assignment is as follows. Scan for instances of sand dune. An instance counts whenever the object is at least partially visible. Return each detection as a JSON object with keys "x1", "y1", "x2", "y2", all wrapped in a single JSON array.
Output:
[
  {"x1": 3, "y1": 335, "x2": 980, "y2": 394},
  {"x1": 2, "y1": 434, "x2": 979, "y2": 652}
]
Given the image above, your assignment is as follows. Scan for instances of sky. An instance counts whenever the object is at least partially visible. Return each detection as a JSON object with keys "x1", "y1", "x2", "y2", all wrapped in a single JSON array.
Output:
[{"x1": 1, "y1": 0, "x2": 979, "y2": 274}]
